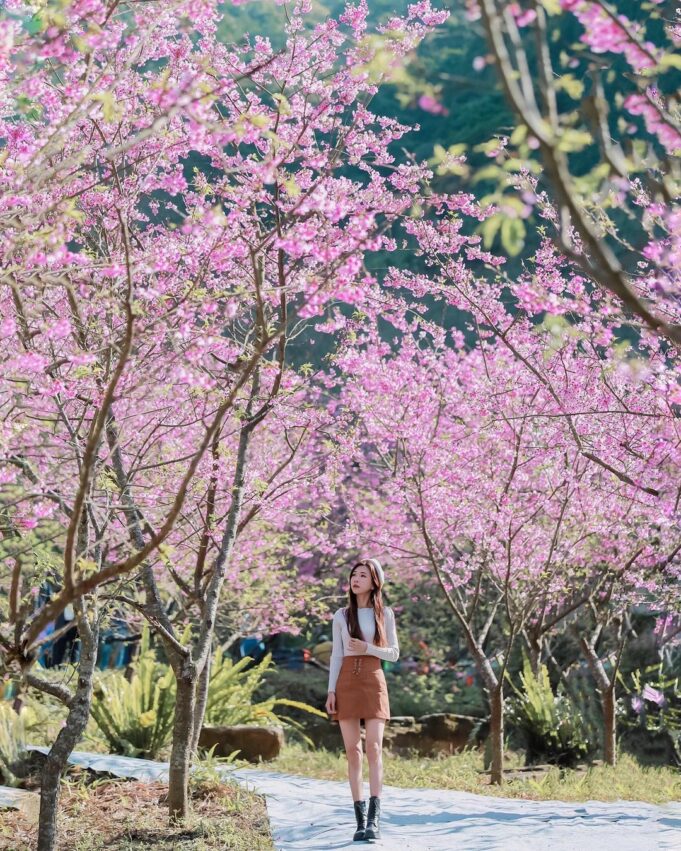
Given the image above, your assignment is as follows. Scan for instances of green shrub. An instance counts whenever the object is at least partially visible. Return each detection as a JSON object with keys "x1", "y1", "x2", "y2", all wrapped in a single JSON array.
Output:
[
  {"x1": 189, "y1": 745, "x2": 242, "y2": 794},
  {"x1": 90, "y1": 629, "x2": 176, "y2": 759},
  {"x1": 385, "y1": 670, "x2": 486, "y2": 718},
  {"x1": 0, "y1": 702, "x2": 45, "y2": 785},
  {"x1": 506, "y1": 656, "x2": 592, "y2": 767},
  {"x1": 205, "y1": 650, "x2": 326, "y2": 746},
  {"x1": 253, "y1": 664, "x2": 328, "y2": 711},
  {"x1": 618, "y1": 662, "x2": 681, "y2": 764},
  {"x1": 89, "y1": 633, "x2": 325, "y2": 758},
  {"x1": 255, "y1": 663, "x2": 486, "y2": 723}
]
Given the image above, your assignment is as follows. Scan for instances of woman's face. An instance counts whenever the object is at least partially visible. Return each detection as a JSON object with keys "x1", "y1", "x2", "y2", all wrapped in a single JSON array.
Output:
[{"x1": 350, "y1": 564, "x2": 374, "y2": 597}]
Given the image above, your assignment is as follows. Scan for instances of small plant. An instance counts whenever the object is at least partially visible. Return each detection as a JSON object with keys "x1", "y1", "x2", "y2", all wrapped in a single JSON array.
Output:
[
  {"x1": 189, "y1": 744, "x2": 241, "y2": 796},
  {"x1": 506, "y1": 656, "x2": 591, "y2": 767},
  {"x1": 89, "y1": 628, "x2": 176, "y2": 758},
  {"x1": 385, "y1": 668, "x2": 486, "y2": 718}
]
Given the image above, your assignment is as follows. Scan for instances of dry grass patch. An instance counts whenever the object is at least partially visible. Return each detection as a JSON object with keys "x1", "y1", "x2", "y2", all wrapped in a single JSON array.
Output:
[{"x1": 0, "y1": 774, "x2": 274, "y2": 851}]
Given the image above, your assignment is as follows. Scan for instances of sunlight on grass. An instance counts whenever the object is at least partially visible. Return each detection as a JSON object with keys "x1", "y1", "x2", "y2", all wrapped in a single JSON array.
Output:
[{"x1": 267, "y1": 744, "x2": 681, "y2": 805}]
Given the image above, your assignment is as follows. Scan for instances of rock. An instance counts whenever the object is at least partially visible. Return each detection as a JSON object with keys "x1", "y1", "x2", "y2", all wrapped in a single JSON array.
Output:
[
  {"x1": 382, "y1": 725, "x2": 423, "y2": 755},
  {"x1": 297, "y1": 712, "x2": 484, "y2": 758},
  {"x1": 384, "y1": 713, "x2": 480, "y2": 757},
  {"x1": 388, "y1": 716, "x2": 418, "y2": 729},
  {"x1": 199, "y1": 724, "x2": 285, "y2": 762},
  {"x1": 620, "y1": 728, "x2": 680, "y2": 767},
  {"x1": 420, "y1": 713, "x2": 477, "y2": 751}
]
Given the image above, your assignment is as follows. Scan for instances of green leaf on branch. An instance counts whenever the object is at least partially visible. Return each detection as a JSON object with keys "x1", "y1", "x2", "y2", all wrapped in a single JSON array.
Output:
[
  {"x1": 478, "y1": 214, "x2": 502, "y2": 249},
  {"x1": 555, "y1": 74, "x2": 585, "y2": 100},
  {"x1": 77, "y1": 558, "x2": 98, "y2": 577},
  {"x1": 475, "y1": 138, "x2": 505, "y2": 157},
  {"x1": 557, "y1": 129, "x2": 593, "y2": 153},
  {"x1": 271, "y1": 92, "x2": 292, "y2": 115},
  {"x1": 659, "y1": 54, "x2": 681, "y2": 71},
  {"x1": 283, "y1": 176, "x2": 301, "y2": 197},
  {"x1": 500, "y1": 216, "x2": 525, "y2": 256},
  {"x1": 91, "y1": 91, "x2": 120, "y2": 123},
  {"x1": 429, "y1": 143, "x2": 468, "y2": 176},
  {"x1": 472, "y1": 164, "x2": 503, "y2": 184},
  {"x1": 510, "y1": 124, "x2": 528, "y2": 146}
]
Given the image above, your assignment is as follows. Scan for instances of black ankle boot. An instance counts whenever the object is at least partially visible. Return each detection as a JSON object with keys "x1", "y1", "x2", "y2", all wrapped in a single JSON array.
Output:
[
  {"x1": 364, "y1": 795, "x2": 381, "y2": 841},
  {"x1": 353, "y1": 800, "x2": 367, "y2": 841}
]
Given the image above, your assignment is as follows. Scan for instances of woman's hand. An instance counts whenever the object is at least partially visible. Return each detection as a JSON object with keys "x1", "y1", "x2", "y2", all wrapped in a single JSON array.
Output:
[
  {"x1": 347, "y1": 637, "x2": 368, "y2": 653},
  {"x1": 326, "y1": 691, "x2": 336, "y2": 715}
]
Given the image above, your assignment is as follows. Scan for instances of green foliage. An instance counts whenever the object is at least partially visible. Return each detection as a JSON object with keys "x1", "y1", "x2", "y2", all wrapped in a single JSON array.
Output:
[
  {"x1": 252, "y1": 664, "x2": 328, "y2": 712},
  {"x1": 619, "y1": 662, "x2": 681, "y2": 762},
  {"x1": 0, "y1": 702, "x2": 45, "y2": 786},
  {"x1": 506, "y1": 656, "x2": 592, "y2": 767},
  {"x1": 385, "y1": 670, "x2": 486, "y2": 718},
  {"x1": 255, "y1": 655, "x2": 485, "y2": 725},
  {"x1": 189, "y1": 745, "x2": 242, "y2": 795},
  {"x1": 89, "y1": 632, "x2": 325, "y2": 758},
  {"x1": 89, "y1": 629, "x2": 176, "y2": 759},
  {"x1": 0, "y1": 686, "x2": 67, "y2": 784},
  {"x1": 205, "y1": 650, "x2": 325, "y2": 747}
]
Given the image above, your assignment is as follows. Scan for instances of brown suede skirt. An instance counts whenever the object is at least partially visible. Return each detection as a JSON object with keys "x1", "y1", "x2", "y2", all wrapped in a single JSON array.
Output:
[{"x1": 329, "y1": 655, "x2": 390, "y2": 723}]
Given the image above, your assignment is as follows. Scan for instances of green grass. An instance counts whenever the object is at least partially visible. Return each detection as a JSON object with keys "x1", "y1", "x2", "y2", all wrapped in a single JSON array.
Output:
[{"x1": 266, "y1": 743, "x2": 681, "y2": 805}]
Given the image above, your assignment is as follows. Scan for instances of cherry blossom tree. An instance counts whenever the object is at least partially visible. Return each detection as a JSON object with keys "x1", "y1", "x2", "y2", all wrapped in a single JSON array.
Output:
[
  {"x1": 468, "y1": 0, "x2": 681, "y2": 344},
  {"x1": 313, "y1": 180, "x2": 681, "y2": 773},
  {"x1": 327, "y1": 309, "x2": 679, "y2": 777},
  {"x1": 1, "y1": 1, "x2": 279, "y2": 841},
  {"x1": 1, "y1": 0, "x2": 453, "y2": 838},
  {"x1": 82, "y1": 0, "x2": 456, "y2": 820}
]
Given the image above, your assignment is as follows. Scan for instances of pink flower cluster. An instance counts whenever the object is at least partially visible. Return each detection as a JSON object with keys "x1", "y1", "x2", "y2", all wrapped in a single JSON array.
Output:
[
  {"x1": 561, "y1": 1, "x2": 659, "y2": 70},
  {"x1": 625, "y1": 92, "x2": 681, "y2": 154}
]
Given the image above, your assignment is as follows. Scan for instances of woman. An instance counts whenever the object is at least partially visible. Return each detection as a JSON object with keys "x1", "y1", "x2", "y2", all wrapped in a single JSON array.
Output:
[{"x1": 325, "y1": 558, "x2": 400, "y2": 843}]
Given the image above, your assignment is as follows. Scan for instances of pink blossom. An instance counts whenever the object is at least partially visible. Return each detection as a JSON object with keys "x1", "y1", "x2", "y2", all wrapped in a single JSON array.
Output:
[
  {"x1": 417, "y1": 94, "x2": 448, "y2": 115},
  {"x1": 642, "y1": 685, "x2": 666, "y2": 706}
]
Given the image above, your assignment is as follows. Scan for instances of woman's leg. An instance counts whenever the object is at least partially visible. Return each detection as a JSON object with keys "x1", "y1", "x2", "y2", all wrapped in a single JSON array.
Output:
[
  {"x1": 339, "y1": 718, "x2": 364, "y2": 801},
  {"x1": 364, "y1": 718, "x2": 385, "y2": 797}
]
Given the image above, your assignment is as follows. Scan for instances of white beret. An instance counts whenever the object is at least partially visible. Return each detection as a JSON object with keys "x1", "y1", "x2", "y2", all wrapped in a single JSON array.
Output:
[{"x1": 363, "y1": 558, "x2": 385, "y2": 587}]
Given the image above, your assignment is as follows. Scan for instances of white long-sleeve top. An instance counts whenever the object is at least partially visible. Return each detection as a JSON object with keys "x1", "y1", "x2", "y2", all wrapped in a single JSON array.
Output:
[{"x1": 327, "y1": 606, "x2": 400, "y2": 693}]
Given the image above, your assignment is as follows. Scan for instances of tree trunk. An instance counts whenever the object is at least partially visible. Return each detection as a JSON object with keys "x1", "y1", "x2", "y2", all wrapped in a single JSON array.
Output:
[
  {"x1": 37, "y1": 615, "x2": 98, "y2": 851},
  {"x1": 168, "y1": 669, "x2": 197, "y2": 820},
  {"x1": 167, "y1": 374, "x2": 258, "y2": 821},
  {"x1": 579, "y1": 637, "x2": 616, "y2": 766},
  {"x1": 190, "y1": 643, "x2": 212, "y2": 757},
  {"x1": 464, "y1": 641, "x2": 506, "y2": 785},
  {"x1": 167, "y1": 649, "x2": 211, "y2": 820},
  {"x1": 601, "y1": 685, "x2": 617, "y2": 767},
  {"x1": 488, "y1": 685, "x2": 505, "y2": 785}
]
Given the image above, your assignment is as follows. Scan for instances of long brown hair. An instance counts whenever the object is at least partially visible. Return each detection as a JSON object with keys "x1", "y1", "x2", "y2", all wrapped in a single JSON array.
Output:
[{"x1": 345, "y1": 560, "x2": 388, "y2": 647}]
